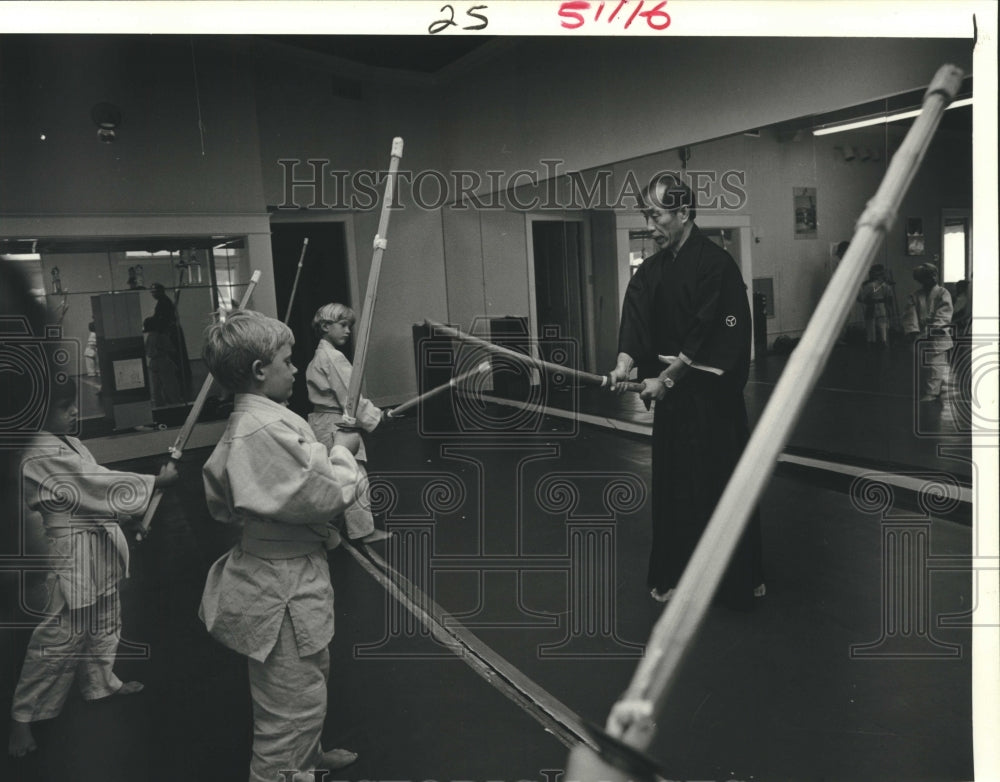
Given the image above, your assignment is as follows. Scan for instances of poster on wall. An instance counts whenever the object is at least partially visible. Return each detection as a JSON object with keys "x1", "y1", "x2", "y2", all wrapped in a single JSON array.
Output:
[
  {"x1": 793, "y1": 187, "x2": 817, "y2": 239},
  {"x1": 906, "y1": 217, "x2": 926, "y2": 255},
  {"x1": 113, "y1": 358, "x2": 146, "y2": 391}
]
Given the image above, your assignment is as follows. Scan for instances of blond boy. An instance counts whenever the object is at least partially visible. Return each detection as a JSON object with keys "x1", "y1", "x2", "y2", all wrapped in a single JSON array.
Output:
[{"x1": 198, "y1": 310, "x2": 361, "y2": 782}]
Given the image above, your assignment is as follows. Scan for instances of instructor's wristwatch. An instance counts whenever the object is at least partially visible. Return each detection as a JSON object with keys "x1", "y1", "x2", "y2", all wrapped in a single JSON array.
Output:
[{"x1": 660, "y1": 375, "x2": 675, "y2": 389}]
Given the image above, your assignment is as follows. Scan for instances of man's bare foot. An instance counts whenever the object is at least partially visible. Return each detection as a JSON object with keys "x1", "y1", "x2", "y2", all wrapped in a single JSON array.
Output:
[
  {"x1": 115, "y1": 681, "x2": 144, "y2": 696},
  {"x1": 359, "y1": 529, "x2": 392, "y2": 544},
  {"x1": 319, "y1": 747, "x2": 358, "y2": 770},
  {"x1": 8, "y1": 721, "x2": 36, "y2": 758}
]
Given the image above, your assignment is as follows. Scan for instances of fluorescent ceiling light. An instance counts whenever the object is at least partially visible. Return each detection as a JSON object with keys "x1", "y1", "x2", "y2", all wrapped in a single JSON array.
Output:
[{"x1": 813, "y1": 97, "x2": 972, "y2": 136}]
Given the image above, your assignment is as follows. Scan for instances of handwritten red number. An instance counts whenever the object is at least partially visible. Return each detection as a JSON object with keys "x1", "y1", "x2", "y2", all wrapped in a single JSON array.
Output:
[
  {"x1": 624, "y1": 0, "x2": 644, "y2": 28},
  {"x1": 559, "y1": 0, "x2": 669, "y2": 31},
  {"x1": 558, "y1": 0, "x2": 590, "y2": 29},
  {"x1": 639, "y1": 0, "x2": 670, "y2": 29}
]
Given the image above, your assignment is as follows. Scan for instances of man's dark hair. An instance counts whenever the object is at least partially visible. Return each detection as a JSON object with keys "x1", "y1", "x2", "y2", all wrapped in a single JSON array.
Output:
[{"x1": 640, "y1": 173, "x2": 697, "y2": 221}]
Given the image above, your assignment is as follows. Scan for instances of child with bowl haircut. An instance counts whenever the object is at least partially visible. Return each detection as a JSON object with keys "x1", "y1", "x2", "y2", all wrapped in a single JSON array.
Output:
[
  {"x1": 197, "y1": 309, "x2": 362, "y2": 781},
  {"x1": 9, "y1": 377, "x2": 178, "y2": 758},
  {"x1": 306, "y1": 302, "x2": 390, "y2": 545}
]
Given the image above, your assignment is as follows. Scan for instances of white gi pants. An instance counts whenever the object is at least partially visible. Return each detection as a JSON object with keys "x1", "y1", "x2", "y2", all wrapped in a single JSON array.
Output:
[
  {"x1": 247, "y1": 611, "x2": 329, "y2": 782},
  {"x1": 10, "y1": 577, "x2": 123, "y2": 723}
]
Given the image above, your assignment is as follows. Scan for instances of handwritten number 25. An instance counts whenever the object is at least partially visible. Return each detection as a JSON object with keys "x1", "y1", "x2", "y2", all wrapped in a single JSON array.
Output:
[{"x1": 429, "y1": 4, "x2": 489, "y2": 34}]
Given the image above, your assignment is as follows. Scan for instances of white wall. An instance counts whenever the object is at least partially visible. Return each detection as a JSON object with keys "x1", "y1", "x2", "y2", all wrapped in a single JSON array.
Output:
[
  {"x1": 435, "y1": 37, "x2": 973, "y2": 185},
  {"x1": 3, "y1": 35, "x2": 975, "y2": 414}
]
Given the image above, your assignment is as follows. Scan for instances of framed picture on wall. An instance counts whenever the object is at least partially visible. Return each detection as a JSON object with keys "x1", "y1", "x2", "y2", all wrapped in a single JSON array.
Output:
[
  {"x1": 906, "y1": 217, "x2": 925, "y2": 255},
  {"x1": 793, "y1": 187, "x2": 817, "y2": 239}
]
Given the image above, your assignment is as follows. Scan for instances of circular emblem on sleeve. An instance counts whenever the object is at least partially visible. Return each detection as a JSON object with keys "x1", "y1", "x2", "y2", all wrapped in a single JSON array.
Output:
[{"x1": 725, "y1": 315, "x2": 737, "y2": 327}]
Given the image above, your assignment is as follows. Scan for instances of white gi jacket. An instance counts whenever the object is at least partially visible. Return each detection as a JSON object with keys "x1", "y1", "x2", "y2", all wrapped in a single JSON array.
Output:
[
  {"x1": 305, "y1": 339, "x2": 381, "y2": 462},
  {"x1": 20, "y1": 432, "x2": 154, "y2": 609},
  {"x1": 199, "y1": 393, "x2": 359, "y2": 662},
  {"x1": 903, "y1": 284, "x2": 953, "y2": 351}
]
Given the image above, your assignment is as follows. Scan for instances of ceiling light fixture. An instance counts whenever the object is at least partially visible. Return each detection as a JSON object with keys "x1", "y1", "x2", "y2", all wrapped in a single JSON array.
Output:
[{"x1": 813, "y1": 97, "x2": 972, "y2": 136}]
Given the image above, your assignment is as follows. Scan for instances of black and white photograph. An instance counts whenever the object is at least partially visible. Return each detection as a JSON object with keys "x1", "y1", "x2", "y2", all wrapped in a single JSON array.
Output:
[{"x1": 1, "y1": 2, "x2": 997, "y2": 782}]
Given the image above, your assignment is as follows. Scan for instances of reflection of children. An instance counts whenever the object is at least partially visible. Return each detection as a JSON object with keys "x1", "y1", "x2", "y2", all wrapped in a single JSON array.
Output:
[
  {"x1": 198, "y1": 310, "x2": 362, "y2": 781},
  {"x1": 903, "y1": 263, "x2": 953, "y2": 403},
  {"x1": 84, "y1": 322, "x2": 100, "y2": 376},
  {"x1": 306, "y1": 303, "x2": 391, "y2": 546},
  {"x1": 857, "y1": 265, "x2": 894, "y2": 347},
  {"x1": 143, "y1": 317, "x2": 182, "y2": 407},
  {"x1": 8, "y1": 379, "x2": 177, "y2": 757}
]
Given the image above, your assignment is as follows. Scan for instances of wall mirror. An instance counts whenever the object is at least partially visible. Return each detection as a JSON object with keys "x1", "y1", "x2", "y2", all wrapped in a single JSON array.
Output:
[{"x1": 0, "y1": 235, "x2": 251, "y2": 438}]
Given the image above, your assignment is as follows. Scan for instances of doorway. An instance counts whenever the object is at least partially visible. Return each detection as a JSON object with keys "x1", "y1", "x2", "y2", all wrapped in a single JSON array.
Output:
[
  {"x1": 941, "y1": 209, "x2": 971, "y2": 284},
  {"x1": 270, "y1": 220, "x2": 351, "y2": 416},
  {"x1": 528, "y1": 218, "x2": 592, "y2": 373},
  {"x1": 615, "y1": 213, "x2": 756, "y2": 360}
]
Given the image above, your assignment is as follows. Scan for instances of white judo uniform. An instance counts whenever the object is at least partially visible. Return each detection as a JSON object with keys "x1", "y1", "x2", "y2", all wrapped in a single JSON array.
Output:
[
  {"x1": 305, "y1": 339, "x2": 382, "y2": 541},
  {"x1": 198, "y1": 393, "x2": 359, "y2": 782},
  {"x1": 903, "y1": 284, "x2": 954, "y2": 400},
  {"x1": 10, "y1": 433, "x2": 154, "y2": 724}
]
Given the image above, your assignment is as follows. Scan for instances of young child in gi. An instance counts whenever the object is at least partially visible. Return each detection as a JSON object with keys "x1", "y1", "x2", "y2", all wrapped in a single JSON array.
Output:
[
  {"x1": 306, "y1": 303, "x2": 390, "y2": 545},
  {"x1": 8, "y1": 378, "x2": 178, "y2": 757},
  {"x1": 197, "y1": 309, "x2": 362, "y2": 782}
]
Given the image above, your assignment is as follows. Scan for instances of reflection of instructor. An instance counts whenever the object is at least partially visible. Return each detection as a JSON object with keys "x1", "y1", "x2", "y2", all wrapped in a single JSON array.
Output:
[
  {"x1": 608, "y1": 174, "x2": 764, "y2": 608},
  {"x1": 150, "y1": 283, "x2": 192, "y2": 398}
]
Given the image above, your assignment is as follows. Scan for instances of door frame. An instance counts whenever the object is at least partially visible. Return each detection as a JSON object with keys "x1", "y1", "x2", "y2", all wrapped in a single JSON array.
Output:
[
  {"x1": 940, "y1": 207, "x2": 972, "y2": 283},
  {"x1": 615, "y1": 212, "x2": 756, "y2": 361},
  {"x1": 268, "y1": 211, "x2": 360, "y2": 315},
  {"x1": 524, "y1": 212, "x2": 596, "y2": 376}
]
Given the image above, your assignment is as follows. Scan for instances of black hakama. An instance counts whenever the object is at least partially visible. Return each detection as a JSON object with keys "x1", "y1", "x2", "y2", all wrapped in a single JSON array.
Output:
[{"x1": 619, "y1": 225, "x2": 763, "y2": 608}]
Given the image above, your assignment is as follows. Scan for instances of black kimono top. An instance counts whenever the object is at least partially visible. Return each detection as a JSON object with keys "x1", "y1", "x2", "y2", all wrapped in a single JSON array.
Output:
[{"x1": 618, "y1": 224, "x2": 752, "y2": 390}]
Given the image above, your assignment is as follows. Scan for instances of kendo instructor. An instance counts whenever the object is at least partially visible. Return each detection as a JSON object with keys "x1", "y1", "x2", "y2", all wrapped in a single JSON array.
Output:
[{"x1": 608, "y1": 173, "x2": 764, "y2": 609}]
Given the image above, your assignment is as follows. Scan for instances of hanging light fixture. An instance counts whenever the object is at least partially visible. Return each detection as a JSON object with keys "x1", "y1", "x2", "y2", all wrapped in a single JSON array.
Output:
[
  {"x1": 91, "y1": 102, "x2": 122, "y2": 143},
  {"x1": 813, "y1": 97, "x2": 972, "y2": 136}
]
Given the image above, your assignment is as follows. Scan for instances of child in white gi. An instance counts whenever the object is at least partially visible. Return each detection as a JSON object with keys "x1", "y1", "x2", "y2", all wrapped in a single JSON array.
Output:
[
  {"x1": 8, "y1": 378, "x2": 178, "y2": 758},
  {"x1": 83, "y1": 321, "x2": 100, "y2": 377},
  {"x1": 903, "y1": 262, "x2": 953, "y2": 403},
  {"x1": 197, "y1": 309, "x2": 362, "y2": 782},
  {"x1": 306, "y1": 303, "x2": 390, "y2": 545}
]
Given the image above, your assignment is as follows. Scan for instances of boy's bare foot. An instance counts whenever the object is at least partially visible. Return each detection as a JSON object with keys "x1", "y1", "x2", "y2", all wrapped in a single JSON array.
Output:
[
  {"x1": 359, "y1": 529, "x2": 392, "y2": 544},
  {"x1": 8, "y1": 721, "x2": 36, "y2": 757},
  {"x1": 319, "y1": 747, "x2": 358, "y2": 770}
]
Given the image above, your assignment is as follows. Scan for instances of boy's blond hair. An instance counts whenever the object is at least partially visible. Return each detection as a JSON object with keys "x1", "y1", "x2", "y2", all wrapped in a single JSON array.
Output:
[
  {"x1": 312, "y1": 303, "x2": 355, "y2": 338},
  {"x1": 203, "y1": 309, "x2": 293, "y2": 392}
]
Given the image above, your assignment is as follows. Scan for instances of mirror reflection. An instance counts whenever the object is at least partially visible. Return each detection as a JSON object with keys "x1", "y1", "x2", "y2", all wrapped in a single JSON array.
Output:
[{"x1": 0, "y1": 236, "x2": 250, "y2": 437}]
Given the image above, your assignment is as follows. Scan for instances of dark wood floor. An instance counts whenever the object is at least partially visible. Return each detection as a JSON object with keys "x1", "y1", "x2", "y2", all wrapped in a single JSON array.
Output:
[{"x1": 1, "y1": 350, "x2": 976, "y2": 781}]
